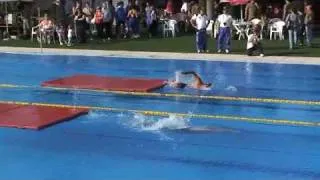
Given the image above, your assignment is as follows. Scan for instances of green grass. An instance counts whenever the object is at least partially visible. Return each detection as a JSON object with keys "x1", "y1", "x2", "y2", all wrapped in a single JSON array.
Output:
[{"x1": 1, "y1": 35, "x2": 319, "y2": 57}]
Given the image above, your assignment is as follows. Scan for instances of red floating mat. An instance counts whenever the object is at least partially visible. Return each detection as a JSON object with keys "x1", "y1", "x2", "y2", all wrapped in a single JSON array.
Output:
[
  {"x1": 42, "y1": 74, "x2": 166, "y2": 92},
  {"x1": 0, "y1": 103, "x2": 88, "y2": 130},
  {"x1": 0, "y1": 104, "x2": 22, "y2": 113}
]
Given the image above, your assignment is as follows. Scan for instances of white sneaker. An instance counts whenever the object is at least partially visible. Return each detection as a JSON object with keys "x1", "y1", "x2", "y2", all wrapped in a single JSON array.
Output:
[
  {"x1": 60, "y1": 42, "x2": 63, "y2": 46},
  {"x1": 217, "y1": 49, "x2": 222, "y2": 53},
  {"x1": 197, "y1": 50, "x2": 201, "y2": 53},
  {"x1": 260, "y1": 54, "x2": 264, "y2": 57},
  {"x1": 225, "y1": 49, "x2": 230, "y2": 54}
]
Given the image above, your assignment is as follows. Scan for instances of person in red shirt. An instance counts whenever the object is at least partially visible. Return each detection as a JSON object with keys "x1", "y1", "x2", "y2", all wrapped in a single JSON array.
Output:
[
  {"x1": 93, "y1": 7, "x2": 103, "y2": 39},
  {"x1": 165, "y1": 0, "x2": 173, "y2": 16}
]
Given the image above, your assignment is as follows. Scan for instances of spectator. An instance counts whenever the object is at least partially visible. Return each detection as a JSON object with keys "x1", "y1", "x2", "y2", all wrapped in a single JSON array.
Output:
[
  {"x1": 165, "y1": 0, "x2": 174, "y2": 16},
  {"x1": 297, "y1": 10, "x2": 304, "y2": 46},
  {"x1": 133, "y1": 0, "x2": 141, "y2": 13},
  {"x1": 93, "y1": 7, "x2": 104, "y2": 39},
  {"x1": 56, "y1": 23, "x2": 66, "y2": 45},
  {"x1": 304, "y1": 0, "x2": 312, "y2": 14},
  {"x1": 191, "y1": 1, "x2": 200, "y2": 16},
  {"x1": 285, "y1": 8, "x2": 300, "y2": 49},
  {"x1": 39, "y1": 14, "x2": 54, "y2": 32},
  {"x1": 247, "y1": 25, "x2": 264, "y2": 56},
  {"x1": 145, "y1": 2, "x2": 152, "y2": 25},
  {"x1": 38, "y1": 13, "x2": 54, "y2": 44},
  {"x1": 149, "y1": 5, "x2": 158, "y2": 37},
  {"x1": 82, "y1": 2, "x2": 93, "y2": 23},
  {"x1": 191, "y1": 9, "x2": 209, "y2": 53},
  {"x1": 72, "y1": 1, "x2": 81, "y2": 17},
  {"x1": 102, "y1": 2, "x2": 114, "y2": 41},
  {"x1": 283, "y1": 0, "x2": 293, "y2": 20},
  {"x1": 125, "y1": 1, "x2": 132, "y2": 14},
  {"x1": 304, "y1": 5, "x2": 313, "y2": 47},
  {"x1": 216, "y1": 7, "x2": 233, "y2": 54},
  {"x1": 272, "y1": 6, "x2": 282, "y2": 19},
  {"x1": 146, "y1": 3, "x2": 157, "y2": 38},
  {"x1": 67, "y1": 24, "x2": 73, "y2": 46},
  {"x1": 115, "y1": 1, "x2": 127, "y2": 38},
  {"x1": 82, "y1": 2, "x2": 92, "y2": 38},
  {"x1": 74, "y1": 9, "x2": 86, "y2": 43},
  {"x1": 245, "y1": 0, "x2": 259, "y2": 21},
  {"x1": 127, "y1": 6, "x2": 140, "y2": 38}
]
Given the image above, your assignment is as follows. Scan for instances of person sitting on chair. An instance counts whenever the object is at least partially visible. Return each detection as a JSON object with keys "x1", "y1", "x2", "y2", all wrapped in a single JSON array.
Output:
[
  {"x1": 39, "y1": 14, "x2": 53, "y2": 31},
  {"x1": 247, "y1": 25, "x2": 264, "y2": 57},
  {"x1": 168, "y1": 71, "x2": 212, "y2": 90},
  {"x1": 38, "y1": 14, "x2": 54, "y2": 43}
]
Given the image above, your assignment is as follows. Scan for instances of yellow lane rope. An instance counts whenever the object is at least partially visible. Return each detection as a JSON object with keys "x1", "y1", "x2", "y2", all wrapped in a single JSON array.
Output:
[
  {"x1": 0, "y1": 100, "x2": 319, "y2": 127},
  {"x1": 1, "y1": 83, "x2": 320, "y2": 106}
]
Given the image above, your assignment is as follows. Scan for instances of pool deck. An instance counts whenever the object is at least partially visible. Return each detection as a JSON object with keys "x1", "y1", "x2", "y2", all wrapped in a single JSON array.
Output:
[{"x1": 0, "y1": 46, "x2": 320, "y2": 65}]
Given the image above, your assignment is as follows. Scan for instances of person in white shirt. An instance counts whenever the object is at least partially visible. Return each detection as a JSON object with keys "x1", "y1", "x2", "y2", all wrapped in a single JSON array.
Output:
[
  {"x1": 216, "y1": 7, "x2": 233, "y2": 53},
  {"x1": 191, "y1": 9, "x2": 209, "y2": 53},
  {"x1": 56, "y1": 24, "x2": 66, "y2": 46},
  {"x1": 247, "y1": 25, "x2": 264, "y2": 56},
  {"x1": 67, "y1": 25, "x2": 73, "y2": 47}
]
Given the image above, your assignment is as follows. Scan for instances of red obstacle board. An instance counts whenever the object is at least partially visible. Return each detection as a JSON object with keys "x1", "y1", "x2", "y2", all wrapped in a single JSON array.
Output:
[
  {"x1": 42, "y1": 74, "x2": 166, "y2": 92},
  {"x1": 0, "y1": 103, "x2": 88, "y2": 130},
  {"x1": 0, "y1": 104, "x2": 21, "y2": 113}
]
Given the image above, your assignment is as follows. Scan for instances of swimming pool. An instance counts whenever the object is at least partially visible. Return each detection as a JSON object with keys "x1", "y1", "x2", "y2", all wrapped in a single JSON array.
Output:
[{"x1": 1, "y1": 52, "x2": 320, "y2": 180}]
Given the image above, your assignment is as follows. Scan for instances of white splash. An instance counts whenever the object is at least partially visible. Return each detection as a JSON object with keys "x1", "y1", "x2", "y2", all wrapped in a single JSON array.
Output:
[
  {"x1": 81, "y1": 111, "x2": 111, "y2": 123},
  {"x1": 225, "y1": 85, "x2": 238, "y2": 92},
  {"x1": 128, "y1": 113, "x2": 190, "y2": 131}
]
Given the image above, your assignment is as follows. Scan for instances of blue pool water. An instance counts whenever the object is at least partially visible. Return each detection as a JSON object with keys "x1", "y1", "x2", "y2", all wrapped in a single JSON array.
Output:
[{"x1": 1, "y1": 53, "x2": 320, "y2": 180}]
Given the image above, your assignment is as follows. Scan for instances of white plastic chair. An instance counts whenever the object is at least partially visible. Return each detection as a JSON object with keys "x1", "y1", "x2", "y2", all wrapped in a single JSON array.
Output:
[
  {"x1": 269, "y1": 21, "x2": 285, "y2": 40},
  {"x1": 163, "y1": 19, "x2": 177, "y2": 38},
  {"x1": 31, "y1": 25, "x2": 39, "y2": 41},
  {"x1": 251, "y1": 18, "x2": 261, "y2": 25},
  {"x1": 233, "y1": 21, "x2": 246, "y2": 40}
]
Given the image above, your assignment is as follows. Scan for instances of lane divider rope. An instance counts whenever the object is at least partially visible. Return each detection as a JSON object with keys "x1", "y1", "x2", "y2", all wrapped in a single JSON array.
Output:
[
  {"x1": 0, "y1": 100, "x2": 319, "y2": 127},
  {"x1": 1, "y1": 83, "x2": 320, "y2": 106}
]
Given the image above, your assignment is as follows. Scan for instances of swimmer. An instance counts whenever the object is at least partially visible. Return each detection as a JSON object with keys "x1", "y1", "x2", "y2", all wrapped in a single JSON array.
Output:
[
  {"x1": 176, "y1": 126, "x2": 238, "y2": 134},
  {"x1": 167, "y1": 71, "x2": 212, "y2": 90}
]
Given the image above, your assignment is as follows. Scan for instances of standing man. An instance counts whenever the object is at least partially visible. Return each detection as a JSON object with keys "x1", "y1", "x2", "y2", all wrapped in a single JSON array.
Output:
[
  {"x1": 245, "y1": 0, "x2": 259, "y2": 21},
  {"x1": 216, "y1": 7, "x2": 233, "y2": 54},
  {"x1": 282, "y1": 0, "x2": 292, "y2": 20},
  {"x1": 285, "y1": 8, "x2": 300, "y2": 49},
  {"x1": 115, "y1": 1, "x2": 126, "y2": 39},
  {"x1": 191, "y1": 9, "x2": 209, "y2": 53},
  {"x1": 304, "y1": 4, "x2": 314, "y2": 47}
]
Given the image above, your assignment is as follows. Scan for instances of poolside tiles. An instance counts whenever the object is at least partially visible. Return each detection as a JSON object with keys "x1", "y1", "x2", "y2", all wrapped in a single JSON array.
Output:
[
  {"x1": 0, "y1": 103, "x2": 88, "y2": 130},
  {"x1": 42, "y1": 74, "x2": 166, "y2": 92}
]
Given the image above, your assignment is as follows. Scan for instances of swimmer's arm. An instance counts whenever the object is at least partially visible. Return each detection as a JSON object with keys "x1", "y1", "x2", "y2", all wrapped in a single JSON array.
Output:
[{"x1": 181, "y1": 71, "x2": 205, "y2": 85}]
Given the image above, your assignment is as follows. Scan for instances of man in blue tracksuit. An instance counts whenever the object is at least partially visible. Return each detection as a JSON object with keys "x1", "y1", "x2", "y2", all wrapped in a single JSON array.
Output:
[
  {"x1": 191, "y1": 9, "x2": 209, "y2": 53},
  {"x1": 216, "y1": 7, "x2": 233, "y2": 53}
]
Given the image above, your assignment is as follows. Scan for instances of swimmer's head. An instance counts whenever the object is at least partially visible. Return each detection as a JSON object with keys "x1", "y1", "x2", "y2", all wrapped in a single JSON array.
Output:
[
  {"x1": 168, "y1": 80, "x2": 187, "y2": 89},
  {"x1": 204, "y1": 83, "x2": 212, "y2": 88},
  {"x1": 174, "y1": 82, "x2": 187, "y2": 89},
  {"x1": 199, "y1": 83, "x2": 212, "y2": 90}
]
